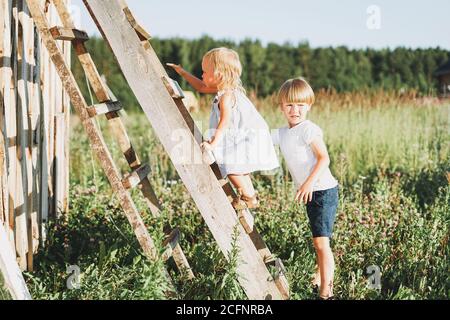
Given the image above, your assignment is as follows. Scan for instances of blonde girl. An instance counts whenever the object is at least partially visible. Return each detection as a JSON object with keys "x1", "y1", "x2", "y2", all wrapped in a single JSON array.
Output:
[{"x1": 167, "y1": 47, "x2": 279, "y2": 208}]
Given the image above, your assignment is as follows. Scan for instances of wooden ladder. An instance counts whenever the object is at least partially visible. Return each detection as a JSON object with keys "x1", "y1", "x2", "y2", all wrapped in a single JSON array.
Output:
[
  {"x1": 25, "y1": 0, "x2": 195, "y2": 293},
  {"x1": 83, "y1": 0, "x2": 289, "y2": 300}
]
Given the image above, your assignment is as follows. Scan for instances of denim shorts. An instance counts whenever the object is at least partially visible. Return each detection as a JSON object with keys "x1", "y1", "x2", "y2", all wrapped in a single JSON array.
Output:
[{"x1": 306, "y1": 185, "x2": 339, "y2": 238}]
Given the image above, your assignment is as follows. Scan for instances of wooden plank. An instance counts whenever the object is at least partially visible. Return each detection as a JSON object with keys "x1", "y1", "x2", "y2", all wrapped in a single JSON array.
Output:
[
  {"x1": 49, "y1": 26, "x2": 89, "y2": 42},
  {"x1": 266, "y1": 258, "x2": 289, "y2": 300},
  {"x1": 86, "y1": 101, "x2": 122, "y2": 117},
  {"x1": 29, "y1": 17, "x2": 41, "y2": 256},
  {"x1": 171, "y1": 244, "x2": 195, "y2": 280},
  {"x1": 62, "y1": 20, "x2": 71, "y2": 216},
  {"x1": 14, "y1": 0, "x2": 29, "y2": 271},
  {"x1": 0, "y1": 223, "x2": 32, "y2": 300},
  {"x1": 2, "y1": 0, "x2": 17, "y2": 250},
  {"x1": 162, "y1": 230, "x2": 195, "y2": 280},
  {"x1": 84, "y1": 0, "x2": 286, "y2": 300},
  {"x1": 47, "y1": 2, "x2": 56, "y2": 220},
  {"x1": 26, "y1": 0, "x2": 162, "y2": 269},
  {"x1": 54, "y1": 111, "x2": 65, "y2": 216},
  {"x1": 237, "y1": 209, "x2": 254, "y2": 234},
  {"x1": 161, "y1": 76, "x2": 184, "y2": 99},
  {"x1": 51, "y1": 1, "x2": 63, "y2": 219},
  {"x1": 39, "y1": 0, "x2": 51, "y2": 242},
  {"x1": 161, "y1": 228, "x2": 180, "y2": 262},
  {"x1": 0, "y1": 110, "x2": 7, "y2": 231},
  {"x1": 52, "y1": 0, "x2": 71, "y2": 217},
  {"x1": 0, "y1": 0, "x2": 9, "y2": 230},
  {"x1": 122, "y1": 163, "x2": 150, "y2": 190},
  {"x1": 20, "y1": 0, "x2": 38, "y2": 271},
  {"x1": 117, "y1": 1, "x2": 151, "y2": 41}
]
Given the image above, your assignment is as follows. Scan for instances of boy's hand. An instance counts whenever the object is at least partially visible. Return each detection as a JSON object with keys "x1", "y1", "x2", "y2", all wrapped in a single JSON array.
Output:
[
  {"x1": 295, "y1": 182, "x2": 314, "y2": 204},
  {"x1": 166, "y1": 63, "x2": 184, "y2": 75}
]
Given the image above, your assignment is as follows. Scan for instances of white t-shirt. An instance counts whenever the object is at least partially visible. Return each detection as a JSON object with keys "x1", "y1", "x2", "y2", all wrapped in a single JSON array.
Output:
[{"x1": 272, "y1": 120, "x2": 338, "y2": 191}]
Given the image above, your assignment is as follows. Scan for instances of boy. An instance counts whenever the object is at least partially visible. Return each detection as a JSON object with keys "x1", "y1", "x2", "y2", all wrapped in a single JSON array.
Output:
[{"x1": 272, "y1": 78, "x2": 339, "y2": 300}]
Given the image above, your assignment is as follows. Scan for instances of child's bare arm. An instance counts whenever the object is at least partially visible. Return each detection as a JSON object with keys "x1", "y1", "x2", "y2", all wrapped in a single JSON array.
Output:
[
  {"x1": 208, "y1": 93, "x2": 232, "y2": 147},
  {"x1": 166, "y1": 63, "x2": 217, "y2": 94},
  {"x1": 295, "y1": 137, "x2": 331, "y2": 203}
]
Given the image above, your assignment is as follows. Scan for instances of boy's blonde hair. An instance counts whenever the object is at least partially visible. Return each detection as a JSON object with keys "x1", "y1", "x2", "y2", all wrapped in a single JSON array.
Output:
[
  {"x1": 203, "y1": 47, "x2": 244, "y2": 92},
  {"x1": 278, "y1": 77, "x2": 315, "y2": 106}
]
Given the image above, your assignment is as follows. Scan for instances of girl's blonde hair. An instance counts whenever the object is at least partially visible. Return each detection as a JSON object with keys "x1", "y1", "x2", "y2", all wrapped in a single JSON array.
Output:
[
  {"x1": 277, "y1": 77, "x2": 315, "y2": 106},
  {"x1": 203, "y1": 47, "x2": 245, "y2": 92}
]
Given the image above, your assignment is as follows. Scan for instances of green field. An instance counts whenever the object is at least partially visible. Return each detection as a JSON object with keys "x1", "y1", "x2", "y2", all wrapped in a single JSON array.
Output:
[{"x1": 7, "y1": 92, "x2": 448, "y2": 300}]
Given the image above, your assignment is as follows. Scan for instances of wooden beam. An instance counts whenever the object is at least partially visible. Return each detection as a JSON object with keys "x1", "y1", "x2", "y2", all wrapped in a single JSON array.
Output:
[
  {"x1": 122, "y1": 164, "x2": 151, "y2": 190},
  {"x1": 49, "y1": 26, "x2": 89, "y2": 42},
  {"x1": 117, "y1": 0, "x2": 151, "y2": 41},
  {"x1": 161, "y1": 228, "x2": 180, "y2": 262},
  {"x1": 3, "y1": 0, "x2": 17, "y2": 254},
  {"x1": 86, "y1": 101, "x2": 122, "y2": 117},
  {"x1": 266, "y1": 258, "x2": 289, "y2": 300},
  {"x1": 0, "y1": 223, "x2": 32, "y2": 300},
  {"x1": 15, "y1": 0, "x2": 29, "y2": 271},
  {"x1": 162, "y1": 76, "x2": 185, "y2": 99},
  {"x1": 84, "y1": 0, "x2": 285, "y2": 300},
  {"x1": 237, "y1": 209, "x2": 254, "y2": 234}
]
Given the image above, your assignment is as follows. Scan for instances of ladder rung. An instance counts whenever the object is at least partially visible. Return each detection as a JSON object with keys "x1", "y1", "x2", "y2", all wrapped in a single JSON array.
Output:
[
  {"x1": 122, "y1": 7, "x2": 151, "y2": 41},
  {"x1": 87, "y1": 101, "x2": 122, "y2": 117},
  {"x1": 202, "y1": 148, "x2": 215, "y2": 165},
  {"x1": 122, "y1": 164, "x2": 151, "y2": 190},
  {"x1": 237, "y1": 209, "x2": 254, "y2": 234},
  {"x1": 266, "y1": 258, "x2": 290, "y2": 299},
  {"x1": 162, "y1": 228, "x2": 181, "y2": 262},
  {"x1": 49, "y1": 26, "x2": 89, "y2": 42},
  {"x1": 162, "y1": 76, "x2": 185, "y2": 99}
]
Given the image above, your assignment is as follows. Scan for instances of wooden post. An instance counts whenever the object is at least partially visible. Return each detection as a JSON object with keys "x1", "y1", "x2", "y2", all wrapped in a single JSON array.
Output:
[
  {"x1": 0, "y1": 112, "x2": 7, "y2": 231},
  {"x1": 0, "y1": 223, "x2": 32, "y2": 300},
  {"x1": 1, "y1": 0, "x2": 16, "y2": 250},
  {"x1": 13, "y1": 0, "x2": 28, "y2": 271},
  {"x1": 39, "y1": 0, "x2": 51, "y2": 243},
  {"x1": 84, "y1": 0, "x2": 285, "y2": 300}
]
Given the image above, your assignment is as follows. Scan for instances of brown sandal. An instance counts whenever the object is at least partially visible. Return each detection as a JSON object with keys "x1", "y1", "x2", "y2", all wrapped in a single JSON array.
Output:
[
  {"x1": 241, "y1": 193, "x2": 259, "y2": 209},
  {"x1": 231, "y1": 190, "x2": 259, "y2": 210}
]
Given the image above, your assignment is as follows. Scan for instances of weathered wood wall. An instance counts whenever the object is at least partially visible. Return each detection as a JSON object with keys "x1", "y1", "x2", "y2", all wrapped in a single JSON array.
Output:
[{"x1": 0, "y1": 0, "x2": 70, "y2": 271}]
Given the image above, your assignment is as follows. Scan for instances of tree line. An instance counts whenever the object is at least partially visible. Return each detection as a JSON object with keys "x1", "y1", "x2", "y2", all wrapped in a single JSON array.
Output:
[{"x1": 72, "y1": 36, "x2": 449, "y2": 108}]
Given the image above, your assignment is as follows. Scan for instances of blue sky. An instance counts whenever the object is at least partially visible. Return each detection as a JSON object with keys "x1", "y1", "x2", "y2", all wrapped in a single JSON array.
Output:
[{"x1": 71, "y1": 0, "x2": 450, "y2": 49}]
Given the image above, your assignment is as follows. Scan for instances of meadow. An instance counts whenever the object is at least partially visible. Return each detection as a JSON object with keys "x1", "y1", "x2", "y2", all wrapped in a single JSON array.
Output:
[{"x1": 2, "y1": 90, "x2": 448, "y2": 300}]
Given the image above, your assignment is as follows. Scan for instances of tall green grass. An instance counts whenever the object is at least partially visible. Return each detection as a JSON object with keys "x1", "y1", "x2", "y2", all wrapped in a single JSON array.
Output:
[{"x1": 22, "y1": 92, "x2": 449, "y2": 300}]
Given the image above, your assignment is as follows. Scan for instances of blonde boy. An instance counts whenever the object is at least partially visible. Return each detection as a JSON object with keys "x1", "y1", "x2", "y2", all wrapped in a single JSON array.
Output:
[{"x1": 272, "y1": 78, "x2": 339, "y2": 300}]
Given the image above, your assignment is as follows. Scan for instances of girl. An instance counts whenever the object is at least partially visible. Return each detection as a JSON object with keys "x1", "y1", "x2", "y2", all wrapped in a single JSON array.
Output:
[
  {"x1": 272, "y1": 78, "x2": 339, "y2": 300},
  {"x1": 167, "y1": 47, "x2": 279, "y2": 209}
]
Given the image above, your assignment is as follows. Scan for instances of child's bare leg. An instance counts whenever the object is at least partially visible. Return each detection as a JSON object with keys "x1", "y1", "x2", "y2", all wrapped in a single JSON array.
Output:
[
  {"x1": 228, "y1": 174, "x2": 256, "y2": 198},
  {"x1": 312, "y1": 259, "x2": 321, "y2": 287},
  {"x1": 313, "y1": 237, "x2": 335, "y2": 298}
]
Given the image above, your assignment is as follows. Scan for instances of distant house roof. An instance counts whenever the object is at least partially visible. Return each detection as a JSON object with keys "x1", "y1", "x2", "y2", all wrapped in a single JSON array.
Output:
[{"x1": 434, "y1": 60, "x2": 450, "y2": 76}]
